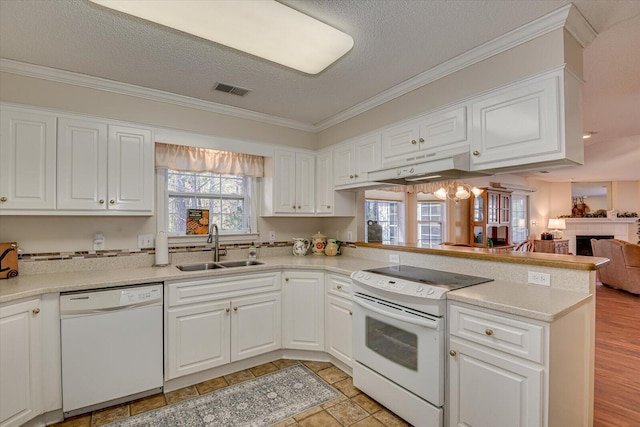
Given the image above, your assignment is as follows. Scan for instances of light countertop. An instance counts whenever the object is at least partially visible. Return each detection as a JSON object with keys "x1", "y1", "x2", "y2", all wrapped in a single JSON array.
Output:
[{"x1": 1, "y1": 255, "x2": 592, "y2": 322}]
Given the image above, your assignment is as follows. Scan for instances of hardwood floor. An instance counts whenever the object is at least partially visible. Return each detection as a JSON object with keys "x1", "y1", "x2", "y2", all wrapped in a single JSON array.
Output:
[{"x1": 594, "y1": 283, "x2": 640, "y2": 426}]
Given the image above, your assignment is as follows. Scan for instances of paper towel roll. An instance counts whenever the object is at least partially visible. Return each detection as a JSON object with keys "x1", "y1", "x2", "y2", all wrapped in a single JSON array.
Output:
[{"x1": 155, "y1": 232, "x2": 169, "y2": 266}]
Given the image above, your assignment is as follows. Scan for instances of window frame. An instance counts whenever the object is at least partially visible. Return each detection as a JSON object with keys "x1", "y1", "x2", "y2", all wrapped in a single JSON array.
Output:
[
  {"x1": 156, "y1": 168, "x2": 259, "y2": 244},
  {"x1": 365, "y1": 199, "x2": 404, "y2": 244},
  {"x1": 416, "y1": 200, "x2": 445, "y2": 247}
]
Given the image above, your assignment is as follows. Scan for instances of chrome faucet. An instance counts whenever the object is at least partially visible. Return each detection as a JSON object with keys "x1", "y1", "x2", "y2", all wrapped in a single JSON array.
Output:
[{"x1": 207, "y1": 223, "x2": 221, "y2": 262}]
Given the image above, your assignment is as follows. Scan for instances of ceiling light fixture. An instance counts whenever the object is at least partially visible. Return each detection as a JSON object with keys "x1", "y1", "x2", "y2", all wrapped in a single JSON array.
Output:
[
  {"x1": 433, "y1": 182, "x2": 483, "y2": 203},
  {"x1": 89, "y1": 0, "x2": 354, "y2": 75}
]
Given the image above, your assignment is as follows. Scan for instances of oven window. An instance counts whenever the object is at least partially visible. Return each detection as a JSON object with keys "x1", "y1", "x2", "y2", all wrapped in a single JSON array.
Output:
[{"x1": 365, "y1": 317, "x2": 417, "y2": 370}]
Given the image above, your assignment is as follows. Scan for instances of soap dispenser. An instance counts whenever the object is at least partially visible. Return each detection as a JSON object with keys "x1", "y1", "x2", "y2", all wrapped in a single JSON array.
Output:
[{"x1": 248, "y1": 242, "x2": 258, "y2": 259}]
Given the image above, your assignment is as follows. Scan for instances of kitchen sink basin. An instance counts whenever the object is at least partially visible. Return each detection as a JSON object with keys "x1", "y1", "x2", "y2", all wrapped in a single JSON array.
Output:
[
  {"x1": 217, "y1": 260, "x2": 264, "y2": 268},
  {"x1": 176, "y1": 260, "x2": 263, "y2": 271},
  {"x1": 176, "y1": 262, "x2": 226, "y2": 271}
]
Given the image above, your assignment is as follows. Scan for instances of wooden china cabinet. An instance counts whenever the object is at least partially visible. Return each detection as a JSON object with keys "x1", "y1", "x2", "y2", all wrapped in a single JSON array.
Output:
[{"x1": 470, "y1": 188, "x2": 512, "y2": 248}]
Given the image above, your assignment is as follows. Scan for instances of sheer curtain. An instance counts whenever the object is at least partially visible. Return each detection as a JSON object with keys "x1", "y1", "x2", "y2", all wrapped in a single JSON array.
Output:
[{"x1": 155, "y1": 142, "x2": 264, "y2": 177}]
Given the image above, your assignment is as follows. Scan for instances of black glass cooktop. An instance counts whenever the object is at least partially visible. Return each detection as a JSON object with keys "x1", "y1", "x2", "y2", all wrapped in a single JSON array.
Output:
[{"x1": 365, "y1": 265, "x2": 493, "y2": 291}]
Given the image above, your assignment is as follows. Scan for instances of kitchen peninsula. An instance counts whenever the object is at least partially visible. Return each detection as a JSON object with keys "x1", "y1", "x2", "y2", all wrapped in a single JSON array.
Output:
[{"x1": 1, "y1": 244, "x2": 604, "y2": 427}]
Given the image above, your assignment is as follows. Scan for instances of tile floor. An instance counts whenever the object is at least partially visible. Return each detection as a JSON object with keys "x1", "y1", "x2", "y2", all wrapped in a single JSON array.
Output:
[{"x1": 52, "y1": 359, "x2": 411, "y2": 427}]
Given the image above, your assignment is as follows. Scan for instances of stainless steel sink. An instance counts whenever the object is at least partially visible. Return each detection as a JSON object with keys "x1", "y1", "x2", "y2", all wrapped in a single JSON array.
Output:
[
  {"x1": 217, "y1": 260, "x2": 264, "y2": 268},
  {"x1": 176, "y1": 260, "x2": 263, "y2": 271},
  {"x1": 176, "y1": 262, "x2": 226, "y2": 271}
]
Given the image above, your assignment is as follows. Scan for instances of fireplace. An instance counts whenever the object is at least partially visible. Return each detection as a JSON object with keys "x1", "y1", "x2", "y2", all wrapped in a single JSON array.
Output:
[{"x1": 576, "y1": 235, "x2": 614, "y2": 256}]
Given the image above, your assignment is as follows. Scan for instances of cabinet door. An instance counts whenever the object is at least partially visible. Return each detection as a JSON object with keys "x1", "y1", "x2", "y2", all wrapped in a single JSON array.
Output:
[
  {"x1": 499, "y1": 194, "x2": 511, "y2": 225},
  {"x1": 381, "y1": 120, "x2": 420, "y2": 168},
  {"x1": 273, "y1": 150, "x2": 297, "y2": 214},
  {"x1": 333, "y1": 144, "x2": 355, "y2": 187},
  {"x1": 231, "y1": 292, "x2": 282, "y2": 362},
  {"x1": 295, "y1": 152, "x2": 315, "y2": 214},
  {"x1": 354, "y1": 134, "x2": 381, "y2": 182},
  {"x1": 166, "y1": 301, "x2": 231, "y2": 380},
  {"x1": 107, "y1": 125, "x2": 154, "y2": 212},
  {"x1": 418, "y1": 107, "x2": 467, "y2": 154},
  {"x1": 283, "y1": 271, "x2": 325, "y2": 351},
  {"x1": 0, "y1": 299, "x2": 42, "y2": 427},
  {"x1": 448, "y1": 338, "x2": 543, "y2": 427},
  {"x1": 471, "y1": 76, "x2": 559, "y2": 170},
  {"x1": 57, "y1": 118, "x2": 108, "y2": 210},
  {"x1": 0, "y1": 108, "x2": 56, "y2": 210},
  {"x1": 326, "y1": 295, "x2": 353, "y2": 366},
  {"x1": 315, "y1": 151, "x2": 333, "y2": 214}
]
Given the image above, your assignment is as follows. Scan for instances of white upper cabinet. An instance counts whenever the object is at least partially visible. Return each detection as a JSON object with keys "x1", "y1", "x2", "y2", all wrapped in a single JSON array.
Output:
[
  {"x1": 315, "y1": 150, "x2": 355, "y2": 216},
  {"x1": 0, "y1": 107, "x2": 57, "y2": 211},
  {"x1": 333, "y1": 133, "x2": 382, "y2": 188},
  {"x1": 470, "y1": 69, "x2": 583, "y2": 171},
  {"x1": 57, "y1": 118, "x2": 108, "y2": 210},
  {"x1": 1, "y1": 105, "x2": 154, "y2": 215},
  {"x1": 107, "y1": 125, "x2": 154, "y2": 212},
  {"x1": 263, "y1": 149, "x2": 315, "y2": 216},
  {"x1": 381, "y1": 107, "x2": 467, "y2": 169},
  {"x1": 57, "y1": 121, "x2": 153, "y2": 213}
]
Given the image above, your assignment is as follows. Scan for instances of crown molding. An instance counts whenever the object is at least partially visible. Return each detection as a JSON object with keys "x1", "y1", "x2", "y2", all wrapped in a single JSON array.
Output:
[
  {"x1": 0, "y1": 58, "x2": 316, "y2": 133},
  {"x1": 564, "y1": 5, "x2": 598, "y2": 48},
  {"x1": 315, "y1": 4, "x2": 592, "y2": 131}
]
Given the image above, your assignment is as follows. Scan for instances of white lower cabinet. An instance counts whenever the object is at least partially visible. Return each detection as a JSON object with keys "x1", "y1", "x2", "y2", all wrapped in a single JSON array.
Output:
[
  {"x1": 165, "y1": 272, "x2": 281, "y2": 380},
  {"x1": 283, "y1": 271, "x2": 325, "y2": 351},
  {"x1": 0, "y1": 298, "x2": 42, "y2": 427},
  {"x1": 448, "y1": 337, "x2": 543, "y2": 427},
  {"x1": 325, "y1": 273, "x2": 353, "y2": 366},
  {"x1": 448, "y1": 301, "x2": 593, "y2": 427}
]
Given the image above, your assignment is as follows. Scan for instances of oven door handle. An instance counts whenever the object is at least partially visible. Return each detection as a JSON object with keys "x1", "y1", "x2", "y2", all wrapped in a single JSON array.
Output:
[{"x1": 353, "y1": 297, "x2": 438, "y2": 329}]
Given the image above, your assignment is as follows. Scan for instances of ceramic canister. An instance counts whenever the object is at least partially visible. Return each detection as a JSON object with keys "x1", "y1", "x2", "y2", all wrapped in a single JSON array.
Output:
[
  {"x1": 311, "y1": 231, "x2": 327, "y2": 255},
  {"x1": 292, "y1": 238, "x2": 310, "y2": 256},
  {"x1": 324, "y1": 239, "x2": 341, "y2": 256}
]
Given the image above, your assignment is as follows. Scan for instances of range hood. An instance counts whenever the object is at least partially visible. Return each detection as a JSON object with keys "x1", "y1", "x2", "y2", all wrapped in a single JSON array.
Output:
[{"x1": 367, "y1": 151, "x2": 491, "y2": 185}]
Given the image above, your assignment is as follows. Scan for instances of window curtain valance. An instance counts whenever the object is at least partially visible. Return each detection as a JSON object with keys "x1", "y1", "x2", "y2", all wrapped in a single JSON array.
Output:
[
  {"x1": 378, "y1": 180, "x2": 457, "y2": 194},
  {"x1": 155, "y1": 143, "x2": 264, "y2": 177}
]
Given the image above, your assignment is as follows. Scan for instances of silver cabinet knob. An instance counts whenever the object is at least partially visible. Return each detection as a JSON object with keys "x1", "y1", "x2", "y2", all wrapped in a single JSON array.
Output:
[
  {"x1": 354, "y1": 174, "x2": 358, "y2": 178},
  {"x1": 99, "y1": 199, "x2": 105, "y2": 204},
  {"x1": 449, "y1": 350, "x2": 457, "y2": 357},
  {"x1": 297, "y1": 205, "x2": 301, "y2": 209},
  {"x1": 349, "y1": 311, "x2": 353, "y2": 316},
  {"x1": 32, "y1": 308, "x2": 40, "y2": 315},
  {"x1": 327, "y1": 205, "x2": 331, "y2": 208},
  {"x1": 233, "y1": 307, "x2": 238, "y2": 312},
  {"x1": 411, "y1": 139, "x2": 417, "y2": 145},
  {"x1": 473, "y1": 150, "x2": 480, "y2": 156},
  {"x1": 349, "y1": 175, "x2": 354, "y2": 179},
  {"x1": 0, "y1": 197, "x2": 7, "y2": 202},
  {"x1": 419, "y1": 137, "x2": 425, "y2": 143},
  {"x1": 226, "y1": 308, "x2": 230, "y2": 313},
  {"x1": 485, "y1": 328, "x2": 494, "y2": 336},
  {"x1": 285, "y1": 277, "x2": 289, "y2": 282},
  {"x1": 337, "y1": 285, "x2": 342, "y2": 290},
  {"x1": 109, "y1": 199, "x2": 115, "y2": 204}
]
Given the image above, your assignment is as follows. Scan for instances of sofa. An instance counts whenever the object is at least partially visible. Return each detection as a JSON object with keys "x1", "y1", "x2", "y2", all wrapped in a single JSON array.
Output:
[{"x1": 590, "y1": 239, "x2": 640, "y2": 294}]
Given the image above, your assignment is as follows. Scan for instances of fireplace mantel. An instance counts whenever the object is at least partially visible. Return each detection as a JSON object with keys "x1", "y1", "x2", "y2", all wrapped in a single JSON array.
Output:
[
  {"x1": 561, "y1": 218, "x2": 636, "y2": 254},
  {"x1": 563, "y1": 218, "x2": 637, "y2": 224}
]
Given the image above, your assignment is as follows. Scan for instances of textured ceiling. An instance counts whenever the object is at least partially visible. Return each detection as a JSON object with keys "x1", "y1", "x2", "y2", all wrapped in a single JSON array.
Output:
[{"x1": 0, "y1": 0, "x2": 639, "y2": 181}]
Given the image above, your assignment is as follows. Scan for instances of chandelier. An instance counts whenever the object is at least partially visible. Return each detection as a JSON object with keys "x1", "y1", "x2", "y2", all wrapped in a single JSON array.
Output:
[{"x1": 433, "y1": 182, "x2": 483, "y2": 203}]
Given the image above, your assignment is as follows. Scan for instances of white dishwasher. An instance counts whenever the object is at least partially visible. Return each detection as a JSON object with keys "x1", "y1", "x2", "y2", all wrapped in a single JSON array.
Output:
[{"x1": 60, "y1": 283, "x2": 163, "y2": 418}]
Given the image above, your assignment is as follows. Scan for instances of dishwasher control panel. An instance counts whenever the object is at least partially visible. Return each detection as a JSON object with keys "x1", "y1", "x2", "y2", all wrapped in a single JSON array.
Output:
[
  {"x1": 60, "y1": 283, "x2": 163, "y2": 317},
  {"x1": 120, "y1": 287, "x2": 161, "y2": 305}
]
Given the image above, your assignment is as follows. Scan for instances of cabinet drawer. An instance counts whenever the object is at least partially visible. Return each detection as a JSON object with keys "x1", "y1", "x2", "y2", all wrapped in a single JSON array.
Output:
[
  {"x1": 167, "y1": 272, "x2": 281, "y2": 307},
  {"x1": 326, "y1": 273, "x2": 352, "y2": 299},
  {"x1": 449, "y1": 303, "x2": 544, "y2": 363}
]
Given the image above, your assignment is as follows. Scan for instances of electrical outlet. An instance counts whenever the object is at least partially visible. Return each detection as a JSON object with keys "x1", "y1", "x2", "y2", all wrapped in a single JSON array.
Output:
[
  {"x1": 389, "y1": 254, "x2": 400, "y2": 263},
  {"x1": 347, "y1": 231, "x2": 353, "y2": 241},
  {"x1": 528, "y1": 271, "x2": 551, "y2": 286},
  {"x1": 269, "y1": 231, "x2": 276, "y2": 243},
  {"x1": 93, "y1": 233, "x2": 105, "y2": 251},
  {"x1": 137, "y1": 234, "x2": 154, "y2": 249}
]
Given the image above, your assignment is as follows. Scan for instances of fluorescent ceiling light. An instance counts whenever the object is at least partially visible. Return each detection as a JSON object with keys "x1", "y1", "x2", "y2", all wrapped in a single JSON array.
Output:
[{"x1": 89, "y1": 0, "x2": 354, "y2": 74}]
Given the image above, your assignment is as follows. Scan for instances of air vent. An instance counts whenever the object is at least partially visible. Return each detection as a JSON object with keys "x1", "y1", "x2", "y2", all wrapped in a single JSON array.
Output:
[{"x1": 213, "y1": 82, "x2": 251, "y2": 97}]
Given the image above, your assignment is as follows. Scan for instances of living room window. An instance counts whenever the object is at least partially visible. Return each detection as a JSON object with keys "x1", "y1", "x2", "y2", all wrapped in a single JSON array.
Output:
[
  {"x1": 365, "y1": 199, "x2": 403, "y2": 244},
  {"x1": 417, "y1": 201, "x2": 444, "y2": 246},
  {"x1": 511, "y1": 194, "x2": 529, "y2": 244}
]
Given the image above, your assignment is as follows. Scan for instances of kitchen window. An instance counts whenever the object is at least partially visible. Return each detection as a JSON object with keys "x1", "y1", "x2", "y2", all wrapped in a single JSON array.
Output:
[
  {"x1": 166, "y1": 170, "x2": 251, "y2": 234},
  {"x1": 417, "y1": 201, "x2": 444, "y2": 246},
  {"x1": 155, "y1": 143, "x2": 262, "y2": 243}
]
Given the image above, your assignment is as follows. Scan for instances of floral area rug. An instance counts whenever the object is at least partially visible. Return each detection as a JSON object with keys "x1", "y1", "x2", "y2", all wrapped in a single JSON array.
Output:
[{"x1": 106, "y1": 364, "x2": 340, "y2": 427}]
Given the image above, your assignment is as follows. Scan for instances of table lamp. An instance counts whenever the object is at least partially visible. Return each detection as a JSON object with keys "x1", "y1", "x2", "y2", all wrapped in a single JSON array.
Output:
[{"x1": 548, "y1": 218, "x2": 566, "y2": 239}]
